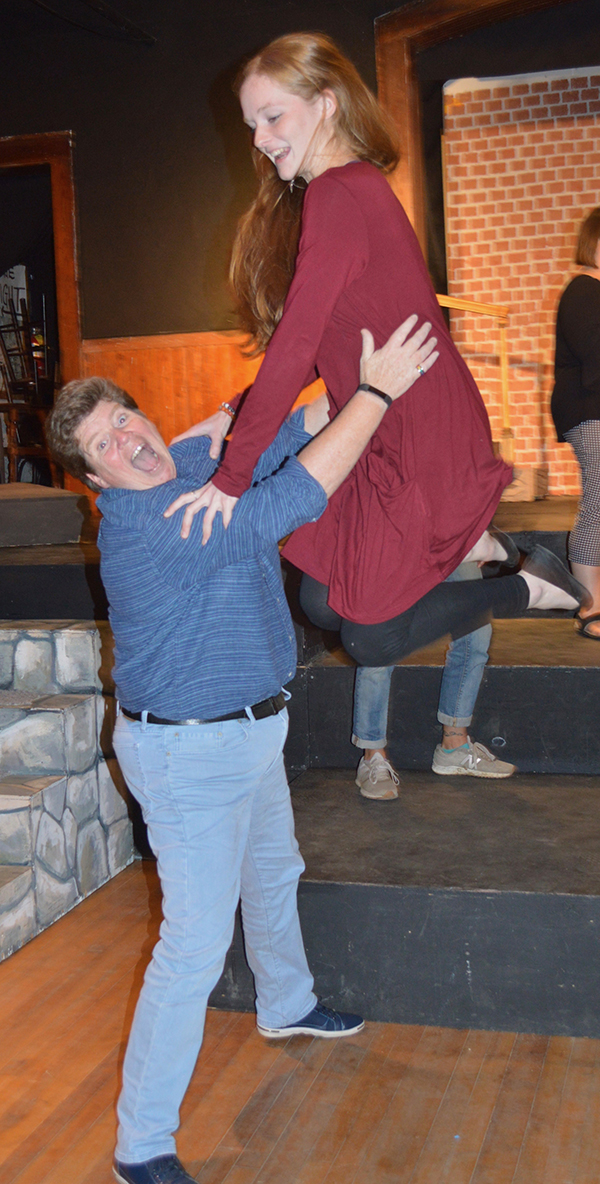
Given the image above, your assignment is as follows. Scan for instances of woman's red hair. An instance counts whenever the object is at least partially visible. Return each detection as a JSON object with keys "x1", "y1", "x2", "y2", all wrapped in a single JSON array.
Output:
[{"x1": 229, "y1": 33, "x2": 400, "y2": 354}]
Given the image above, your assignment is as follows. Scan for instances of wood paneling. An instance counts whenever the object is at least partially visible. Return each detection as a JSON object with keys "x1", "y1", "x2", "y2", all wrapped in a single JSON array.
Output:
[
  {"x1": 69, "y1": 330, "x2": 259, "y2": 503},
  {"x1": 72, "y1": 331, "x2": 324, "y2": 503},
  {"x1": 81, "y1": 331, "x2": 262, "y2": 443}
]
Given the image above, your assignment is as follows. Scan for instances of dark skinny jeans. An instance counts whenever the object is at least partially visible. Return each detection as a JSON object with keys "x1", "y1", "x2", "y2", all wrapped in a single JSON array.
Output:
[{"x1": 299, "y1": 572, "x2": 529, "y2": 667}]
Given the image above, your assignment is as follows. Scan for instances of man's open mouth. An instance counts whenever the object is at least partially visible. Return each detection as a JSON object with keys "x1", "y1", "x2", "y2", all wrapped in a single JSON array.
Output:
[{"x1": 131, "y1": 442, "x2": 160, "y2": 472}]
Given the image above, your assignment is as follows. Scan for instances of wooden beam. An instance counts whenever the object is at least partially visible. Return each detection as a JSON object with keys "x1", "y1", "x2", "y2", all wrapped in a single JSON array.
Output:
[{"x1": 376, "y1": 30, "x2": 425, "y2": 240}]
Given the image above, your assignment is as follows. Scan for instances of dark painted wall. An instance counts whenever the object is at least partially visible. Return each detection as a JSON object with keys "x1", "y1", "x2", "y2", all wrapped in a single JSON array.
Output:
[
  {"x1": 0, "y1": 1, "x2": 598, "y2": 338},
  {"x1": 0, "y1": 0, "x2": 394, "y2": 338}
]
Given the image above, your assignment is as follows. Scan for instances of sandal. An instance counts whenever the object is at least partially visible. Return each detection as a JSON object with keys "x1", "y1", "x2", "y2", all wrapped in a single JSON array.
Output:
[{"x1": 574, "y1": 611, "x2": 600, "y2": 639}]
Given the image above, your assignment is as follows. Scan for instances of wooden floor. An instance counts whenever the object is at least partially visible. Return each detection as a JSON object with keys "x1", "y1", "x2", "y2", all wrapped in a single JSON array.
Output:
[{"x1": 1, "y1": 863, "x2": 599, "y2": 1184}]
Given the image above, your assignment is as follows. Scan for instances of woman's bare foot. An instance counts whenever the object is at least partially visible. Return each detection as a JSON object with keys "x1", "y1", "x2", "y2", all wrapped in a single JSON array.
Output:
[{"x1": 575, "y1": 614, "x2": 600, "y2": 638}]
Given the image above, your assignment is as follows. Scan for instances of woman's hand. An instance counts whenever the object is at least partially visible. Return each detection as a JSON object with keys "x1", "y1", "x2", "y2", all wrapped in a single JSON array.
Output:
[
  {"x1": 163, "y1": 480, "x2": 239, "y2": 543},
  {"x1": 360, "y1": 314, "x2": 439, "y2": 400},
  {"x1": 170, "y1": 409, "x2": 231, "y2": 460}
]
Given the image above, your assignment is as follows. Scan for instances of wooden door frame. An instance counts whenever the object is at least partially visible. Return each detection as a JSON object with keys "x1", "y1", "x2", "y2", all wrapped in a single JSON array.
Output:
[
  {"x1": 375, "y1": 0, "x2": 580, "y2": 250},
  {"x1": 0, "y1": 131, "x2": 81, "y2": 383}
]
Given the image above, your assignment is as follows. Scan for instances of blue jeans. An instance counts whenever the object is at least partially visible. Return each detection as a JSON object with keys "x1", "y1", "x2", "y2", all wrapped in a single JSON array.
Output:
[
  {"x1": 113, "y1": 707, "x2": 316, "y2": 1164},
  {"x1": 352, "y1": 562, "x2": 492, "y2": 747}
]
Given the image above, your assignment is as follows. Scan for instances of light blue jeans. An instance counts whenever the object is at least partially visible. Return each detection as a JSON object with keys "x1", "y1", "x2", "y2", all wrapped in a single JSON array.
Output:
[
  {"x1": 113, "y1": 706, "x2": 316, "y2": 1164},
  {"x1": 352, "y1": 562, "x2": 493, "y2": 748}
]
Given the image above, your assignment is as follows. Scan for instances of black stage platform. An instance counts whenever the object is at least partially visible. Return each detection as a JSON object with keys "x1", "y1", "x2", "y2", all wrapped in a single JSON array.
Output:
[
  {"x1": 211, "y1": 769, "x2": 600, "y2": 1038},
  {"x1": 287, "y1": 619, "x2": 600, "y2": 777},
  {"x1": 4, "y1": 494, "x2": 600, "y2": 1036},
  {"x1": 0, "y1": 541, "x2": 108, "y2": 619},
  {"x1": 208, "y1": 497, "x2": 600, "y2": 1038}
]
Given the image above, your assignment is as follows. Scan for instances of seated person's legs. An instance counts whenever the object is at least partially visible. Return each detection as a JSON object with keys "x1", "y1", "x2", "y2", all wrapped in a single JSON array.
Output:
[
  {"x1": 302, "y1": 556, "x2": 586, "y2": 794},
  {"x1": 433, "y1": 562, "x2": 515, "y2": 778},
  {"x1": 352, "y1": 666, "x2": 399, "y2": 800},
  {"x1": 350, "y1": 562, "x2": 513, "y2": 797}
]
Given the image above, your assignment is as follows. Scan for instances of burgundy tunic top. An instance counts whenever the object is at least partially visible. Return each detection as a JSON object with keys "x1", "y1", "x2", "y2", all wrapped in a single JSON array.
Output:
[{"x1": 213, "y1": 162, "x2": 512, "y2": 624}]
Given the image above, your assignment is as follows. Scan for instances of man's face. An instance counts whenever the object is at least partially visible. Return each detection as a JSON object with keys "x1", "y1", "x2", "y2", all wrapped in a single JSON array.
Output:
[{"x1": 76, "y1": 400, "x2": 177, "y2": 491}]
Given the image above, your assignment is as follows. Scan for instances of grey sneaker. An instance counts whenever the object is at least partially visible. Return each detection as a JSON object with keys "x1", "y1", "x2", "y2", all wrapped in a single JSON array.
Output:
[
  {"x1": 355, "y1": 753, "x2": 400, "y2": 799},
  {"x1": 432, "y1": 738, "x2": 515, "y2": 778}
]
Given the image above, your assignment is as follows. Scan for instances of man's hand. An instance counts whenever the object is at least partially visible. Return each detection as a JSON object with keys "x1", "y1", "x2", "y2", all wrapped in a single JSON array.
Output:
[
  {"x1": 170, "y1": 409, "x2": 231, "y2": 460},
  {"x1": 163, "y1": 480, "x2": 239, "y2": 543},
  {"x1": 360, "y1": 314, "x2": 438, "y2": 399}
]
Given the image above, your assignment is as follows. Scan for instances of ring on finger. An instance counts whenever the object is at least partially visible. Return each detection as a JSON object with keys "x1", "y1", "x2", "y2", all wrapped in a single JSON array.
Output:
[{"x1": 416, "y1": 363, "x2": 425, "y2": 378}]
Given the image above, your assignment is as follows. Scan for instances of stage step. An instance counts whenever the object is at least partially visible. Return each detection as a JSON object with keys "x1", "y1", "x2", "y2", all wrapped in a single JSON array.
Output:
[
  {"x1": 493, "y1": 495, "x2": 576, "y2": 533},
  {"x1": 0, "y1": 483, "x2": 86, "y2": 547},
  {"x1": 0, "y1": 543, "x2": 107, "y2": 620},
  {"x1": 493, "y1": 494, "x2": 578, "y2": 563},
  {"x1": 211, "y1": 767, "x2": 600, "y2": 1038},
  {"x1": 0, "y1": 621, "x2": 134, "y2": 961},
  {"x1": 284, "y1": 618, "x2": 600, "y2": 777}
]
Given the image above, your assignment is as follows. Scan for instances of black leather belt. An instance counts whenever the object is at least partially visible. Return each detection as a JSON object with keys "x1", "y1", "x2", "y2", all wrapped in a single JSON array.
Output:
[{"x1": 121, "y1": 691, "x2": 286, "y2": 727}]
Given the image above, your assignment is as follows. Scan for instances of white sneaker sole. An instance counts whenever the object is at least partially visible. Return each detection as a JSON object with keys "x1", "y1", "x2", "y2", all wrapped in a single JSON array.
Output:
[
  {"x1": 431, "y1": 762, "x2": 514, "y2": 778},
  {"x1": 257, "y1": 1019, "x2": 365, "y2": 1039},
  {"x1": 355, "y1": 780, "x2": 398, "y2": 800}
]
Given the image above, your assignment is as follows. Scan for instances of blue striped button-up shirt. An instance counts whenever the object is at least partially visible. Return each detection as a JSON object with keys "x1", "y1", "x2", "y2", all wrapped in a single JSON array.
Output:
[{"x1": 97, "y1": 411, "x2": 326, "y2": 719}]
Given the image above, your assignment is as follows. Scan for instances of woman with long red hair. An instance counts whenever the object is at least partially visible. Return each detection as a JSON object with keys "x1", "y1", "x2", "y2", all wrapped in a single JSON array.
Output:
[{"x1": 166, "y1": 33, "x2": 582, "y2": 793}]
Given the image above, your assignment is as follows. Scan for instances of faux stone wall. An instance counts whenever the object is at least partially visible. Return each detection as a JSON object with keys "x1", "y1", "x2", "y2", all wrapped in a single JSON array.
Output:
[
  {"x1": 0, "y1": 622, "x2": 134, "y2": 962},
  {"x1": 0, "y1": 621, "x2": 103, "y2": 696}
]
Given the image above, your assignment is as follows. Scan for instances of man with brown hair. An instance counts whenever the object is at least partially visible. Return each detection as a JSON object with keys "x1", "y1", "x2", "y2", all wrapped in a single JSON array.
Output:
[{"x1": 46, "y1": 318, "x2": 438, "y2": 1184}]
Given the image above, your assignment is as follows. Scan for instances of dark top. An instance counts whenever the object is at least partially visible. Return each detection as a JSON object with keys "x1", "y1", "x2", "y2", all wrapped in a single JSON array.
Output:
[
  {"x1": 213, "y1": 161, "x2": 511, "y2": 624},
  {"x1": 97, "y1": 412, "x2": 325, "y2": 718},
  {"x1": 551, "y1": 273, "x2": 600, "y2": 441}
]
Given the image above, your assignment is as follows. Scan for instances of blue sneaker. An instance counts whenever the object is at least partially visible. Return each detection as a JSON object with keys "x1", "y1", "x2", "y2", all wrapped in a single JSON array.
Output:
[
  {"x1": 257, "y1": 1001, "x2": 364, "y2": 1039},
  {"x1": 113, "y1": 1155, "x2": 196, "y2": 1184}
]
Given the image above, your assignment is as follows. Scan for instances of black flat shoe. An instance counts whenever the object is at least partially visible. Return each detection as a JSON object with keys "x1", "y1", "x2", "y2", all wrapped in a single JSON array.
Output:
[
  {"x1": 487, "y1": 526, "x2": 520, "y2": 568},
  {"x1": 521, "y1": 545, "x2": 592, "y2": 611}
]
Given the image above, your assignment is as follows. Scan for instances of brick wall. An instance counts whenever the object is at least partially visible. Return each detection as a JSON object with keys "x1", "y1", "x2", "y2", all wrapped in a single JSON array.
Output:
[{"x1": 443, "y1": 68, "x2": 600, "y2": 494}]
